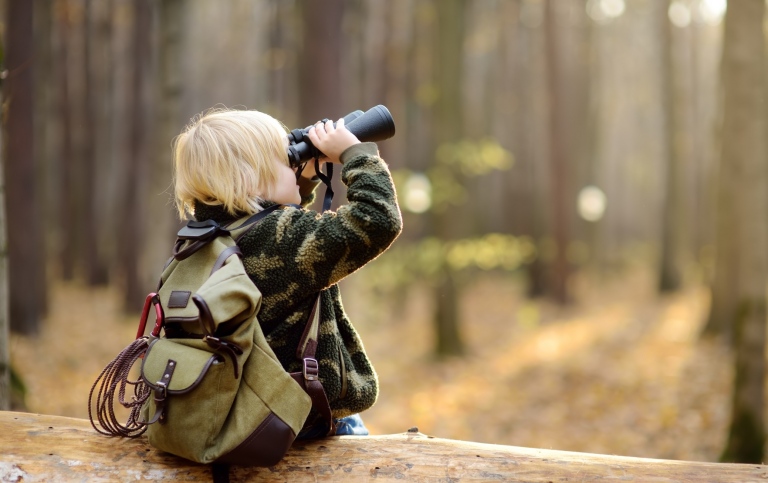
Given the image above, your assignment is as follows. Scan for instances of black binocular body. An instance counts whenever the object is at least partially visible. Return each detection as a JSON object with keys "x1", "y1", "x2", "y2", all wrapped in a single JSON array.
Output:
[{"x1": 286, "y1": 105, "x2": 396, "y2": 167}]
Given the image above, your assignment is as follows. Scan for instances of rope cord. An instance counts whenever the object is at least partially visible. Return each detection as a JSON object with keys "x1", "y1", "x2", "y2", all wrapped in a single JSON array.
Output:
[{"x1": 88, "y1": 337, "x2": 152, "y2": 438}]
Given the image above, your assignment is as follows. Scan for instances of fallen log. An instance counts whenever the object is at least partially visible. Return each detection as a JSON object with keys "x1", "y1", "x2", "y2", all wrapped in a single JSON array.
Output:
[{"x1": 0, "y1": 411, "x2": 765, "y2": 482}]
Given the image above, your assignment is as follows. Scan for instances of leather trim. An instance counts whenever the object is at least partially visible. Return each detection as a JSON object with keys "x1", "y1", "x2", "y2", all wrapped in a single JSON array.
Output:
[
  {"x1": 225, "y1": 204, "x2": 282, "y2": 241},
  {"x1": 165, "y1": 316, "x2": 201, "y2": 325},
  {"x1": 163, "y1": 323, "x2": 204, "y2": 339},
  {"x1": 210, "y1": 246, "x2": 242, "y2": 275},
  {"x1": 338, "y1": 343, "x2": 347, "y2": 399},
  {"x1": 193, "y1": 294, "x2": 216, "y2": 335},
  {"x1": 214, "y1": 413, "x2": 296, "y2": 467},
  {"x1": 168, "y1": 291, "x2": 192, "y2": 308},
  {"x1": 295, "y1": 295, "x2": 321, "y2": 359},
  {"x1": 149, "y1": 359, "x2": 177, "y2": 424},
  {"x1": 141, "y1": 352, "x2": 223, "y2": 395},
  {"x1": 290, "y1": 368, "x2": 335, "y2": 436},
  {"x1": 173, "y1": 238, "x2": 210, "y2": 261}
]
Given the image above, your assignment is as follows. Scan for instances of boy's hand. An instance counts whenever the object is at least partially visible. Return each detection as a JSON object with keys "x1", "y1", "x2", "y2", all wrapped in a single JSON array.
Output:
[{"x1": 307, "y1": 117, "x2": 360, "y2": 165}]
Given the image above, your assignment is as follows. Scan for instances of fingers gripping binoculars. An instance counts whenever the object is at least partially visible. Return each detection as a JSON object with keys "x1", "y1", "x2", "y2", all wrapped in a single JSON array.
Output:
[{"x1": 286, "y1": 105, "x2": 396, "y2": 167}]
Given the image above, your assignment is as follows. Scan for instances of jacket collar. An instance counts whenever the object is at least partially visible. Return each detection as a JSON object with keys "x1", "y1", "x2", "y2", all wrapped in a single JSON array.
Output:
[{"x1": 193, "y1": 200, "x2": 278, "y2": 223}]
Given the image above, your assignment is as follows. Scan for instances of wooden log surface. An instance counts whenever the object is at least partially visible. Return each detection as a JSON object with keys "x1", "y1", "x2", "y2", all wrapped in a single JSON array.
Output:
[{"x1": 0, "y1": 411, "x2": 766, "y2": 482}]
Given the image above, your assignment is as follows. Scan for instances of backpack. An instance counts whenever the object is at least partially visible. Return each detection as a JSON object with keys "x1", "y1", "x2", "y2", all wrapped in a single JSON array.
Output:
[{"x1": 89, "y1": 205, "x2": 334, "y2": 467}]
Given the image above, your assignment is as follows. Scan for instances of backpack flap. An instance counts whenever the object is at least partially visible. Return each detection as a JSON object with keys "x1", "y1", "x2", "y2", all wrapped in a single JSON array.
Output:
[
  {"x1": 159, "y1": 237, "x2": 260, "y2": 336},
  {"x1": 141, "y1": 338, "x2": 224, "y2": 424},
  {"x1": 142, "y1": 338, "x2": 221, "y2": 393},
  {"x1": 193, "y1": 253, "x2": 262, "y2": 334}
]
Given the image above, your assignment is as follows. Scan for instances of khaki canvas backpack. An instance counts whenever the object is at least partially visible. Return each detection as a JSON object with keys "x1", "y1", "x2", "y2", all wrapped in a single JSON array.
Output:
[{"x1": 89, "y1": 205, "x2": 334, "y2": 467}]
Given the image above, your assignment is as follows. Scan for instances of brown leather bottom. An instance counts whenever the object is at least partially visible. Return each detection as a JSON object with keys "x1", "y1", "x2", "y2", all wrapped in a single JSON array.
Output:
[{"x1": 214, "y1": 413, "x2": 295, "y2": 467}]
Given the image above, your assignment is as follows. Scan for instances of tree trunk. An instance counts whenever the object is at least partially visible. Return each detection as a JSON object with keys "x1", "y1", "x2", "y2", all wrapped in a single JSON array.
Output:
[
  {"x1": 4, "y1": 0, "x2": 47, "y2": 334},
  {"x1": 1, "y1": 412, "x2": 766, "y2": 482},
  {"x1": 82, "y1": 0, "x2": 110, "y2": 286},
  {"x1": 33, "y1": 0, "x2": 54, "y2": 269},
  {"x1": 543, "y1": 0, "x2": 570, "y2": 305},
  {"x1": 119, "y1": 0, "x2": 152, "y2": 311},
  {"x1": 702, "y1": 8, "x2": 741, "y2": 341},
  {"x1": 723, "y1": 299, "x2": 767, "y2": 462},
  {"x1": 0, "y1": 53, "x2": 9, "y2": 409},
  {"x1": 516, "y1": 1, "x2": 549, "y2": 298},
  {"x1": 143, "y1": 0, "x2": 185, "y2": 291},
  {"x1": 718, "y1": 0, "x2": 767, "y2": 463},
  {"x1": 658, "y1": 0, "x2": 684, "y2": 293},
  {"x1": 55, "y1": 0, "x2": 77, "y2": 282},
  {"x1": 299, "y1": 0, "x2": 345, "y2": 211},
  {"x1": 432, "y1": 0, "x2": 466, "y2": 357}
]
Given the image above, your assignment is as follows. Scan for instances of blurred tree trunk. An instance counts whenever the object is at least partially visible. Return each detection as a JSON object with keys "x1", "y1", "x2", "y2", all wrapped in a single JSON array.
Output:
[
  {"x1": 544, "y1": 0, "x2": 570, "y2": 304},
  {"x1": 491, "y1": 0, "x2": 521, "y2": 236},
  {"x1": 432, "y1": 0, "x2": 466, "y2": 357},
  {"x1": 83, "y1": 0, "x2": 110, "y2": 286},
  {"x1": 702, "y1": 10, "x2": 743, "y2": 342},
  {"x1": 518, "y1": 1, "x2": 549, "y2": 298},
  {"x1": 0, "y1": 39, "x2": 9, "y2": 409},
  {"x1": 380, "y1": 1, "x2": 408, "y2": 170},
  {"x1": 34, "y1": 0, "x2": 54, "y2": 265},
  {"x1": 4, "y1": 0, "x2": 47, "y2": 334},
  {"x1": 119, "y1": 0, "x2": 152, "y2": 311},
  {"x1": 718, "y1": 0, "x2": 767, "y2": 464},
  {"x1": 266, "y1": 0, "x2": 301, "y2": 123},
  {"x1": 687, "y1": 13, "x2": 709, "y2": 270},
  {"x1": 574, "y1": 4, "x2": 599, "y2": 269},
  {"x1": 55, "y1": 1, "x2": 77, "y2": 281},
  {"x1": 144, "y1": 0, "x2": 185, "y2": 290},
  {"x1": 658, "y1": 0, "x2": 684, "y2": 293},
  {"x1": 490, "y1": 0, "x2": 520, "y2": 236},
  {"x1": 299, "y1": 0, "x2": 344, "y2": 211},
  {"x1": 561, "y1": 3, "x2": 592, "y2": 272}
]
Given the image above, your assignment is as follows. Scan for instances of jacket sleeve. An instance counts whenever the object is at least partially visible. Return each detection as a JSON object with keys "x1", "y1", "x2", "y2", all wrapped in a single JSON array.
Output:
[{"x1": 272, "y1": 142, "x2": 402, "y2": 293}]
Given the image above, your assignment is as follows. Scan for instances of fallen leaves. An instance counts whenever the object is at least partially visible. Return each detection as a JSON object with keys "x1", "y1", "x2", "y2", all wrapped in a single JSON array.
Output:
[{"x1": 9, "y1": 267, "x2": 734, "y2": 462}]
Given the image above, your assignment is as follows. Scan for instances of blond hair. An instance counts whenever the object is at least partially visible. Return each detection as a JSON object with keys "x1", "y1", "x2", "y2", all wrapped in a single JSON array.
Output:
[{"x1": 172, "y1": 108, "x2": 289, "y2": 219}]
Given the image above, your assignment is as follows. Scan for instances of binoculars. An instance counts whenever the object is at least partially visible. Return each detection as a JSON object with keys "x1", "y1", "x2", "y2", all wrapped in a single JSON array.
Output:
[{"x1": 286, "y1": 105, "x2": 396, "y2": 167}]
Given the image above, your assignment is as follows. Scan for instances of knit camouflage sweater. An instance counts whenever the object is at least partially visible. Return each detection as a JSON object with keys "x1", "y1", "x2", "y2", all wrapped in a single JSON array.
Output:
[{"x1": 193, "y1": 142, "x2": 402, "y2": 419}]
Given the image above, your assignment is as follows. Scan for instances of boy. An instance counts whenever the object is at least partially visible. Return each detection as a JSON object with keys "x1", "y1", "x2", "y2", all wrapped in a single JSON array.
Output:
[{"x1": 172, "y1": 109, "x2": 402, "y2": 437}]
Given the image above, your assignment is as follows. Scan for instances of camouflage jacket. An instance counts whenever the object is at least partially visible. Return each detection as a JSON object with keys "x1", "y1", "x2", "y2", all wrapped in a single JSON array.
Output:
[{"x1": 193, "y1": 142, "x2": 402, "y2": 419}]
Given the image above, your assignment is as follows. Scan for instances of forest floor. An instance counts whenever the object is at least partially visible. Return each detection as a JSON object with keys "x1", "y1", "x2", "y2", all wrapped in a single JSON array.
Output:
[{"x1": 9, "y1": 266, "x2": 735, "y2": 463}]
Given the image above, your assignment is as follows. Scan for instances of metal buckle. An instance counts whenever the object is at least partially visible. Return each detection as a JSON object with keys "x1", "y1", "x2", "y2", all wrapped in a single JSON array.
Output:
[
  {"x1": 154, "y1": 381, "x2": 167, "y2": 402},
  {"x1": 303, "y1": 358, "x2": 319, "y2": 381}
]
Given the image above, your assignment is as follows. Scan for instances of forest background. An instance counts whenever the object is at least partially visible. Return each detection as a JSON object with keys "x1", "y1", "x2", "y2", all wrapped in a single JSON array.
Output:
[{"x1": 1, "y1": 0, "x2": 767, "y2": 466}]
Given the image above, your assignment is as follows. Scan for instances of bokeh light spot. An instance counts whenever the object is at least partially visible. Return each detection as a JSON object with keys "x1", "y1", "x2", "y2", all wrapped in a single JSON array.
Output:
[
  {"x1": 404, "y1": 172, "x2": 432, "y2": 214},
  {"x1": 669, "y1": 1, "x2": 692, "y2": 28},
  {"x1": 578, "y1": 185, "x2": 607, "y2": 222},
  {"x1": 587, "y1": 0, "x2": 626, "y2": 24},
  {"x1": 697, "y1": 0, "x2": 726, "y2": 25}
]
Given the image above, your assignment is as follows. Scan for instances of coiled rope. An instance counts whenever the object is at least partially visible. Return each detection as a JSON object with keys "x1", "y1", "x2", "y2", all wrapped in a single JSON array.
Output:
[{"x1": 88, "y1": 336, "x2": 151, "y2": 438}]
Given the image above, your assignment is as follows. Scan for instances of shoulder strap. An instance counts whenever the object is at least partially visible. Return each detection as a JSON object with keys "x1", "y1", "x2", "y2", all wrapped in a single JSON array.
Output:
[
  {"x1": 296, "y1": 296, "x2": 321, "y2": 360},
  {"x1": 159, "y1": 205, "x2": 288, "y2": 290},
  {"x1": 290, "y1": 294, "x2": 335, "y2": 436},
  {"x1": 227, "y1": 204, "x2": 293, "y2": 240}
]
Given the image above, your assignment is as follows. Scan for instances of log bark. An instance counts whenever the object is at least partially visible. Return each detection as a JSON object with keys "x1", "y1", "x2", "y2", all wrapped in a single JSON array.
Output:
[{"x1": 0, "y1": 411, "x2": 765, "y2": 482}]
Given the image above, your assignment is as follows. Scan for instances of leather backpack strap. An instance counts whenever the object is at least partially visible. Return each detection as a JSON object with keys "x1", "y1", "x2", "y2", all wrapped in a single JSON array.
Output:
[
  {"x1": 226, "y1": 204, "x2": 287, "y2": 240},
  {"x1": 296, "y1": 295, "x2": 321, "y2": 360},
  {"x1": 290, "y1": 294, "x2": 335, "y2": 436}
]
